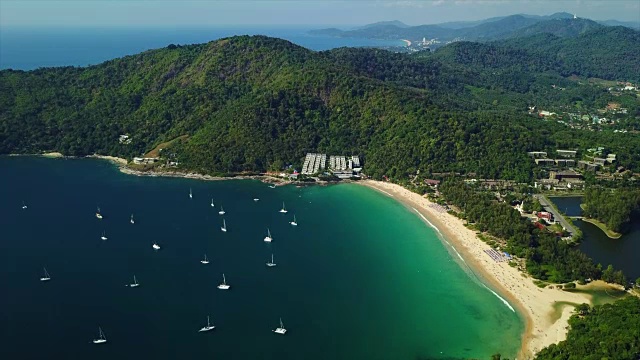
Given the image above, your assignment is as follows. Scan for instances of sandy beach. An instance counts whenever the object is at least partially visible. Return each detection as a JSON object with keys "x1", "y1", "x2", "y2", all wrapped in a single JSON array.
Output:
[
  {"x1": 42, "y1": 152, "x2": 64, "y2": 158},
  {"x1": 359, "y1": 180, "x2": 602, "y2": 359},
  {"x1": 87, "y1": 154, "x2": 128, "y2": 165}
]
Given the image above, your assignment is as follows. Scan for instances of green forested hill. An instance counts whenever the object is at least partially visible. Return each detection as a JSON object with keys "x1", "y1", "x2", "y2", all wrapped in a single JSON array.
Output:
[
  {"x1": 499, "y1": 26, "x2": 640, "y2": 81},
  {"x1": 1, "y1": 35, "x2": 639, "y2": 178}
]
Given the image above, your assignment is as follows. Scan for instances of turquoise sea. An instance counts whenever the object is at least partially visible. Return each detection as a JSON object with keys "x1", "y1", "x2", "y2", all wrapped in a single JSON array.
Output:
[{"x1": 0, "y1": 157, "x2": 523, "y2": 359}]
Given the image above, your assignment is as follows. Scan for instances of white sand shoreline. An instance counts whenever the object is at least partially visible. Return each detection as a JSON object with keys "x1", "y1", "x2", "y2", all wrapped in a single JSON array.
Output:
[{"x1": 358, "y1": 180, "x2": 611, "y2": 359}]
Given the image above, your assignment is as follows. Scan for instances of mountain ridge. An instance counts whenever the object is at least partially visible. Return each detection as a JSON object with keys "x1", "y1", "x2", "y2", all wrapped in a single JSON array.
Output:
[{"x1": 309, "y1": 13, "x2": 640, "y2": 44}]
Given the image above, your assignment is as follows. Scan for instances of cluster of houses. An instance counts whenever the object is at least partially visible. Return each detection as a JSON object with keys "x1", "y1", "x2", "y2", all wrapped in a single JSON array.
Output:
[
  {"x1": 301, "y1": 153, "x2": 362, "y2": 179},
  {"x1": 529, "y1": 148, "x2": 621, "y2": 190},
  {"x1": 528, "y1": 150, "x2": 578, "y2": 167},
  {"x1": 535, "y1": 170, "x2": 585, "y2": 191},
  {"x1": 608, "y1": 81, "x2": 638, "y2": 93},
  {"x1": 133, "y1": 157, "x2": 159, "y2": 165},
  {"x1": 530, "y1": 102, "x2": 635, "y2": 133},
  {"x1": 302, "y1": 153, "x2": 326, "y2": 175}
]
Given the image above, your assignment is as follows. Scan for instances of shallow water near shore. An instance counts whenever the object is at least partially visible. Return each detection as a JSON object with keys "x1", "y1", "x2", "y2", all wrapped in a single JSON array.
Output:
[{"x1": 0, "y1": 157, "x2": 523, "y2": 359}]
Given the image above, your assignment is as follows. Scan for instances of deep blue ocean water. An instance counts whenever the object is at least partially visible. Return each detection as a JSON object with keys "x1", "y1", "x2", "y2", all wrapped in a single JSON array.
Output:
[
  {"x1": 0, "y1": 26, "x2": 403, "y2": 70},
  {"x1": 0, "y1": 157, "x2": 523, "y2": 359},
  {"x1": 0, "y1": 26, "x2": 522, "y2": 358}
]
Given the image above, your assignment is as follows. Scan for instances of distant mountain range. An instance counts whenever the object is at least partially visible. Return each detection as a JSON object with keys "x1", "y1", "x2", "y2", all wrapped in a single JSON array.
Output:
[{"x1": 309, "y1": 12, "x2": 640, "y2": 45}]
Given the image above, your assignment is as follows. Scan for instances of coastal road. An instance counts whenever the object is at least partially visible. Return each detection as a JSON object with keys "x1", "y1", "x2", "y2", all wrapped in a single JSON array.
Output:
[{"x1": 534, "y1": 194, "x2": 578, "y2": 237}]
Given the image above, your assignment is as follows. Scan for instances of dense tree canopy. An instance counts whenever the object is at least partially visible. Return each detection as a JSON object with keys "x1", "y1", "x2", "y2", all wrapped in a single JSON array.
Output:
[
  {"x1": 1, "y1": 35, "x2": 639, "y2": 179},
  {"x1": 582, "y1": 187, "x2": 640, "y2": 233}
]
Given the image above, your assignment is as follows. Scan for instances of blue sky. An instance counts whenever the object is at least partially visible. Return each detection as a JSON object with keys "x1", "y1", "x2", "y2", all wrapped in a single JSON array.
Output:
[{"x1": 1, "y1": 0, "x2": 639, "y2": 27}]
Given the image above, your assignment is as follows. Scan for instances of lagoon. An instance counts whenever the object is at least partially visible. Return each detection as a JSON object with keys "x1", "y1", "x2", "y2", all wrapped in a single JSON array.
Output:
[{"x1": 550, "y1": 196, "x2": 640, "y2": 279}]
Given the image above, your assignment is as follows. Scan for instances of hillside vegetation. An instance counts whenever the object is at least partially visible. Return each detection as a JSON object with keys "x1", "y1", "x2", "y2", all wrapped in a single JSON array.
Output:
[{"x1": 1, "y1": 34, "x2": 639, "y2": 178}]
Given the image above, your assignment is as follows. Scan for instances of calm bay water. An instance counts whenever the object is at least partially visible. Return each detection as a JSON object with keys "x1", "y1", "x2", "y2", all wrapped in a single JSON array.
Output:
[
  {"x1": 0, "y1": 157, "x2": 522, "y2": 359},
  {"x1": 0, "y1": 26, "x2": 403, "y2": 70},
  {"x1": 550, "y1": 196, "x2": 640, "y2": 279}
]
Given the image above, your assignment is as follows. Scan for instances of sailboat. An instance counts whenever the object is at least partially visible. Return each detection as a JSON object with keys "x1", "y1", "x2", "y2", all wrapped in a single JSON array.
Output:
[
  {"x1": 130, "y1": 214, "x2": 135, "y2": 224},
  {"x1": 217, "y1": 273, "x2": 230, "y2": 290},
  {"x1": 198, "y1": 316, "x2": 215, "y2": 332},
  {"x1": 218, "y1": 206, "x2": 225, "y2": 215},
  {"x1": 189, "y1": 188, "x2": 193, "y2": 199},
  {"x1": 221, "y1": 219, "x2": 227, "y2": 232},
  {"x1": 210, "y1": 198, "x2": 214, "y2": 207},
  {"x1": 290, "y1": 215, "x2": 298, "y2": 226},
  {"x1": 40, "y1": 267, "x2": 51, "y2": 282},
  {"x1": 273, "y1": 318, "x2": 287, "y2": 334},
  {"x1": 201, "y1": 254, "x2": 209, "y2": 264},
  {"x1": 266, "y1": 254, "x2": 276, "y2": 267},
  {"x1": 22, "y1": 201, "x2": 27, "y2": 210},
  {"x1": 100, "y1": 231, "x2": 108, "y2": 241},
  {"x1": 129, "y1": 275, "x2": 140, "y2": 287},
  {"x1": 263, "y1": 228, "x2": 272, "y2": 242},
  {"x1": 269, "y1": 184, "x2": 276, "y2": 189},
  {"x1": 95, "y1": 207, "x2": 103, "y2": 219},
  {"x1": 152, "y1": 242, "x2": 161, "y2": 250},
  {"x1": 253, "y1": 198, "x2": 260, "y2": 202},
  {"x1": 93, "y1": 327, "x2": 107, "y2": 344},
  {"x1": 279, "y1": 202, "x2": 288, "y2": 213}
]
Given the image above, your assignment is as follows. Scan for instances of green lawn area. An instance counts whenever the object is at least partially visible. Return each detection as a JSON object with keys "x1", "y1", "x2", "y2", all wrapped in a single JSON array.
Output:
[{"x1": 581, "y1": 217, "x2": 623, "y2": 239}]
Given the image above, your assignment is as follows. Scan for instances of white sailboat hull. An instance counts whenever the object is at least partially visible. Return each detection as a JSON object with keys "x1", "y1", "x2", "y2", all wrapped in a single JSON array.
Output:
[
  {"x1": 101, "y1": 236, "x2": 108, "y2": 240},
  {"x1": 279, "y1": 210, "x2": 288, "y2": 213},
  {"x1": 93, "y1": 339, "x2": 107, "y2": 344},
  {"x1": 40, "y1": 277, "x2": 51, "y2": 281},
  {"x1": 253, "y1": 198, "x2": 259, "y2": 202},
  {"x1": 217, "y1": 284, "x2": 230, "y2": 290},
  {"x1": 199, "y1": 326, "x2": 215, "y2": 332},
  {"x1": 274, "y1": 328, "x2": 287, "y2": 334},
  {"x1": 263, "y1": 237, "x2": 272, "y2": 242},
  {"x1": 152, "y1": 244, "x2": 161, "y2": 250},
  {"x1": 201, "y1": 260, "x2": 209, "y2": 264},
  {"x1": 221, "y1": 227, "x2": 227, "y2": 232},
  {"x1": 218, "y1": 211, "x2": 225, "y2": 215},
  {"x1": 96, "y1": 214, "x2": 102, "y2": 219},
  {"x1": 290, "y1": 222, "x2": 297, "y2": 226},
  {"x1": 129, "y1": 284, "x2": 139, "y2": 287},
  {"x1": 266, "y1": 263, "x2": 276, "y2": 267}
]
